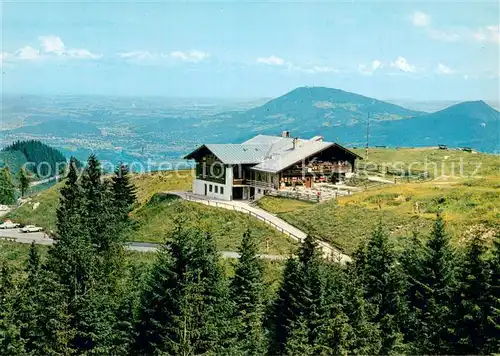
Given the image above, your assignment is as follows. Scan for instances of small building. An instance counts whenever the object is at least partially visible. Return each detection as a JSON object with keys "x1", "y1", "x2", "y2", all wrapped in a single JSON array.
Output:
[{"x1": 184, "y1": 133, "x2": 362, "y2": 201}]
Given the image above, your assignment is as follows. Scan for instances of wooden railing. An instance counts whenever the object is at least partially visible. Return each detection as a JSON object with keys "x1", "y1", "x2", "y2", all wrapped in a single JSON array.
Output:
[
  {"x1": 245, "y1": 180, "x2": 274, "y2": 189},
  {"x1": 232, "y1": 178, "x2": 246, "y2": 185},
  {"x1": 184, "y1": 194, "x2": 302, "y2": 242}
]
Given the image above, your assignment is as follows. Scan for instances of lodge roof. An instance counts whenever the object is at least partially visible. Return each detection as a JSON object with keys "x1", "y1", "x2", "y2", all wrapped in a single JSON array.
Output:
[{"x1": 184, "y1": 134, "x2": 361, "y2": 172}]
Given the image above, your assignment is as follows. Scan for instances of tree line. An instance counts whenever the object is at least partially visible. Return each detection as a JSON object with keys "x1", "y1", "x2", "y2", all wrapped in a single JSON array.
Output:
[
  {"x1": 3, "y1": 140, "x2": 68, "y2": 178},
  {"x1": 0, "y1": 155, "x2": 499, "y2": 355}
]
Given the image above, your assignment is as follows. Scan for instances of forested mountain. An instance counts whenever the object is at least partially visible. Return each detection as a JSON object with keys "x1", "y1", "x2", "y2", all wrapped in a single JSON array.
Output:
[
  {"x1": 0, "y1": 155, "x2": 499, "y2": 354},
  {"x1": 2, "y1": 140, "x2": 67, "y2": 177}
]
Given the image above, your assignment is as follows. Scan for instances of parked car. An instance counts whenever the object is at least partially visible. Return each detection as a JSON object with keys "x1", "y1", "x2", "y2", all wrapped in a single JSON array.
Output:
[
  {"x1": 20, "y1": 225, "x2": 43, "y2": 233},
  {"x1": 0, "y1": 220, "x2": 20, "y2": 229}
]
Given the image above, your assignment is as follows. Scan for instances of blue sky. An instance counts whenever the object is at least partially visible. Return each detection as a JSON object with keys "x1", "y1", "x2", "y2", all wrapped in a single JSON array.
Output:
[{"x1": 1, "y1": 1, "x2": 499, "y2": 100}]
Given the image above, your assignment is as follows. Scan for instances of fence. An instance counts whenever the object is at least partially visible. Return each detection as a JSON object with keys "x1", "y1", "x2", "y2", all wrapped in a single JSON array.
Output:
[
  {"x1": 184, "y1": 194, "x2": 304, "y2": 242},
  {"x1": 183, "y1": 193, "x2": 346, "y2": 257}
]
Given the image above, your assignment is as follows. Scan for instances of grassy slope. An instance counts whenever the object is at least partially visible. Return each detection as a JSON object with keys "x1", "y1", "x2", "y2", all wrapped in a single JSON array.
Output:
[
  {"x1": 352, "y1": 147, "x2": 500, "y2": 177},
  {"x1": 258, "y1": 148, "x2": 500, "y2": 254},
  {"x1": 6, "y1": 170, "x2": 296, "y2": 254}
]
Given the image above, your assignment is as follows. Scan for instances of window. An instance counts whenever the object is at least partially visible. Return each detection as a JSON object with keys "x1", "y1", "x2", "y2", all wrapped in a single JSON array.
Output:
[
  {"x1": 209, "y1": 185, "x2": 213, "y2": 192},
  {"x1": 220, "y1": 187, "x2": 224, "y2": 195},
  {"x1": 215, "y1": 186, "x2": 218, "y2": 193}
]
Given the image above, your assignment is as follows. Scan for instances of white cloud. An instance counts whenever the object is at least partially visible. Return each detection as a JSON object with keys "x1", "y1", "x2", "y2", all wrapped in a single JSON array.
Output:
[
  {"x1": 2, "y1": 36, "x2": 101, "y2": 63},
  {"x1": 16, "y1": 46, "x2": 40, "y2": 60},
  {"x1": 171, "y1": 50, "x2": 210, "y2": 62},
  {"x1": 473, "y1": 25, "x2": 500, "y2": 44},
  {"x1": 428, "y1": 29, "x2": 460, "y2": 42},
  {"x1": 435, "y1": 63, "x2": 454, "y2": 75},
  {"x1": 390, "y1": 56, "x2": 416, "y2": 73},
  {"x1": 118, "y1": 51, "x2": 158, "y2": 60},
  {"x1": 411, "y1": 11, "x2": 430, "y2": 27},
  {"x1": 39, "y1": 35, "x2": 65, "y2": 54},
  {"x1": 256, "y1": 55, "x2": 285, "y2": 66},
  {"x1": 310, "y1": 66, "x2": 338, "y2": 73},
  {"x1": 358, "y1": 60, "x2": 384, "y2": 75}
]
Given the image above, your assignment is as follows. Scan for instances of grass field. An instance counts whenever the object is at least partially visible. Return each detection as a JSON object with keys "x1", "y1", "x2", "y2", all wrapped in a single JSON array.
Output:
[
  {"x1": 131, "y1": 195, "x2": 296, "y2": 254},
  {"x1": 6, "y1": 170, "x2": 296, "y2": 255},
  {"x1": 258, "y1": 175, "x2": 500, "y2": 254},
  {"x1": 352, "y1": 147, "x2": 499, "y2": 177}
]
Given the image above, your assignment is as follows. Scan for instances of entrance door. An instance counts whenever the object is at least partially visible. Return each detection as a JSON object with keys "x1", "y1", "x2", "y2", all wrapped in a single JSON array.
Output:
[{"x1": 204, "y1": 184, "x2": 207, "y2": 195}]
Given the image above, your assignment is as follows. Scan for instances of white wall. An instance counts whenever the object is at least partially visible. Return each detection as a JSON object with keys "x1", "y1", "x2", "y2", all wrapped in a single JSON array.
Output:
[{"x1": 192, "y1": 165, "x2": 233, "y2": 201}]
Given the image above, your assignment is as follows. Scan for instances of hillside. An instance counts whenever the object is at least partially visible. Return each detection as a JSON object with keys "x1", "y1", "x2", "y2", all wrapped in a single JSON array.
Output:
[
  {"x1": 6, "y1": 170, "x2": 296, "y2": 254},
  {"x1": 2, "y1": 140, "x2": 68, "y2": 178},
  {"x1": 256, "y1": 147, "x2": 499, "y2": 254}
]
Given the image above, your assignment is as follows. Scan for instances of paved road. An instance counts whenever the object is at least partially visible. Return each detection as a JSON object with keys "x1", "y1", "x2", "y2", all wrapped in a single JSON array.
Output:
[
  {"x1": 171, "y1": 191, "x2": 351, "y2": 264},
  {"x1": 0, "y1": 229, "x2": 284, "y2": 260}
]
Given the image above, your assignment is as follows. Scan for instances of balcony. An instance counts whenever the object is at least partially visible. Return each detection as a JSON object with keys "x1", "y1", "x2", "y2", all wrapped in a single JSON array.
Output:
[{"x1": 232, "y1": 178, "x2": 247, "y2": 186}]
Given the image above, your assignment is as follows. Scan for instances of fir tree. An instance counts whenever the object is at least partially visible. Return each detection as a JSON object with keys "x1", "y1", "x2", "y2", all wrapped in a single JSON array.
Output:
[
  {"x1": 112, "y1": 162, "x2": 137, "y2": 217},
  {"x1": 0, "y1": 167, "x2": 16, "y2": 205},
  {"x1": 283, "y1": 317, "x2": 315, "y2": 356},
  {"x1": 18, "y1": 167, "x2": 30, "y2": 198},
  {"x1": 230, "y1": 229, "x2": 265, "y2": 355},
  {"x1": 134, "y1": 227, "x2": 234, "y2": 355},
  {"x1": 15, "y1": 242, "x2": 42, "y2": 353},
  {"x1": 341, "y1": 265, "x2": 381, "y2": 354},
  {"x1": 269, "y1": 236, "x2": 348, "y2": 354},
  {"x1": 268, "y1": 256, "x2": 301, "y2": 355},
  {"x1": 452, "y1": 236, "x2": 491, "y2": 354},
  {"x1": 486, "y1": 231, "x2": 500, "y2": 353},
  {"x1": 399, "y1": 232, "x2": 425, "y2": 347},
  {"x1": 0, "y1": 262, "x2": 24, "y2": 355},
  {"x1": 413, "y1": 215, "x2": 456, "y2": 354},
  {"x1": 362, "y1": 224, "x2": 408, "y2": 354}
]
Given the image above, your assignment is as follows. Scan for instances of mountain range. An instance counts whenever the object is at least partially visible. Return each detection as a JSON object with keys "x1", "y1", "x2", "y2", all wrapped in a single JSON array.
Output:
[
  {"x1": 2, "y1": 87, "x2": 499, "y2": 161},
  {"x1": 216, "y1": 87, "x2": 499, "y2": 153}
]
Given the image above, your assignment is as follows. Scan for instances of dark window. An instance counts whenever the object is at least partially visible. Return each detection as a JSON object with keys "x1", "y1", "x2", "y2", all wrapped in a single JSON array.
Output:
[
  {"x1": 215, "y1": 186, "x2": 218, "y2": 193},
  {"x1": 209, "y1": 185, "x2": 213, "y2": 192},
  {"x1": 221, "y1": 187, "x2": 224, "y2": 195}
]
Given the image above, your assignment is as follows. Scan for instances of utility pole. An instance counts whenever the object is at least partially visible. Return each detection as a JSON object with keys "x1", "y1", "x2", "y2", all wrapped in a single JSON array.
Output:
[{"x1": 365, "y1": 112, "x2": 370, "y2": 159}]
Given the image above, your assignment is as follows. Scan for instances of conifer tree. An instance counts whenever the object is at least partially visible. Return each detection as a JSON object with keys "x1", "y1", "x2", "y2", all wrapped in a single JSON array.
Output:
[
  {"x1": 399, "y1": 232, "x2": 425, "y2": 347},
  {"x1": 134, "y1": 227, "x2": 234, "y2": 355},
  {"x1": 0, "y1": 262, "x2": 24, "y2": 354},
  {"x1": 362, "y1": 224, "x2": 408, "y2": 354},
  {"x1": 283, "y1": 317, "x2": 315, "y2": 356},
  {"x1": 452, "y1": 236, "x2": 491, "y2": 354},
  {"x1": 413, "y1": 215, "x2": 456, "y2": 354},
  {"x1": 341, "y1": 265, "x2": 381, "y2": 354},
  {"x1": 0, "y1": 167, "x2": 16, "y2": 205},
  {"x1": 18, "y1": 167, "x2": 30, "y2": 198},
  {"x1": 15, "y1": 242, "x2": 42, "y2": 352},
  {"x1": 486, "y1": 231, "x2": 500, "y2": 353},
  {"x1": 268, "y1": 256, "x2": 301, "y2": 355},
  {"x1": 230, "y1": 229, "x2": 265, "y2": 355},
  {"x1": 269, "y1": 236, "x2": 348, "y2": 354},
  {"x1": 112, "y1": 162, "x2": 137, "y2": 217}
]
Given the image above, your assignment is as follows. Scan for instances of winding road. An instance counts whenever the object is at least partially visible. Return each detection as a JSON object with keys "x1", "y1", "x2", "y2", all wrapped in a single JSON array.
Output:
[{"x1": 0, "y1": 229, "x2": 284, "y2": 260}]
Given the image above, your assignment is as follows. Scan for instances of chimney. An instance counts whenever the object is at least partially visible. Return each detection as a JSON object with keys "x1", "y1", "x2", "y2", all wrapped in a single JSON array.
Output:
[
  {"x1": 282, "y1": 130, "x2": 290, "y2": 138},
  {"x1": 292, "y1": 137, "x2": 298, "y2": 149}
]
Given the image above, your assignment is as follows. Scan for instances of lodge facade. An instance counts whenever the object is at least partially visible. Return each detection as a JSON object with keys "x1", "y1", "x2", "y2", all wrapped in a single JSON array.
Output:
[{"x1": 184, "y1": 132, "x2": 361, "y2": 201}]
